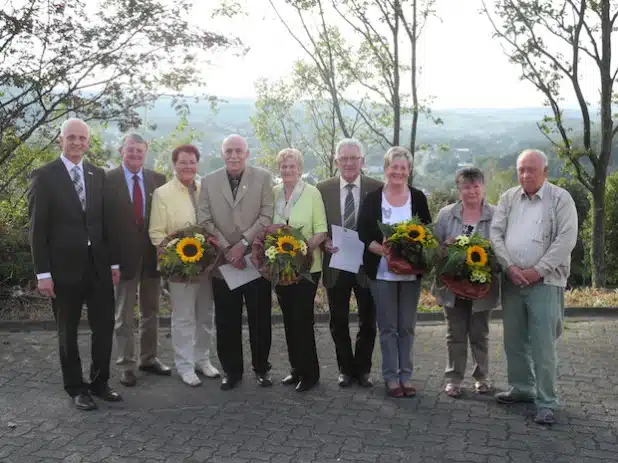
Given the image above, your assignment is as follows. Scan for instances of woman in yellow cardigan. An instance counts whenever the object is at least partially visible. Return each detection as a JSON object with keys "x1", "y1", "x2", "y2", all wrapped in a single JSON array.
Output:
[
  {"x1": 149, "y1": 144, "x2": 219, "y2": 387},
  {"x1": 273, "y1": 148, "x2": 328, "y2": 392}
]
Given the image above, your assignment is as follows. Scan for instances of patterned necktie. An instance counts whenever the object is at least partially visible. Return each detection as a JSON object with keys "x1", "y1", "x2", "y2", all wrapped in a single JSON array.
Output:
[
  {"x1": 71, "y1": 166, "x2": 86, "y2": 211},
  {"x1": 132, "y1": 174, "x2": 143, "y2": 226},
  {"x1": 343, "y1": 183, "x2": 356, "y2": 230}
]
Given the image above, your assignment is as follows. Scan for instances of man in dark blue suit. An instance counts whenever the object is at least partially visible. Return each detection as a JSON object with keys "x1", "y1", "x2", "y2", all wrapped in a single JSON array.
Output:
[{"x1": 28, "y1": 118, "x2": 123, "y2": 411}]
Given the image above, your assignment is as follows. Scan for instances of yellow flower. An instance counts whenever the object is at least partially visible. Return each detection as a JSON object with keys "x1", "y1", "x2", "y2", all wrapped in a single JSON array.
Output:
[
  {"x1": 176, "y1": 237, "x2": 204, "y2": 263},
  {"x1": 466, "y1": 245, "x2": 488, "y2": 267},
  {"x1": 406, "y1": 224, "x2": 425, "y2": 242},
  {"x1": 276, "y1": 235, "x2": 300, "y2": 256}
]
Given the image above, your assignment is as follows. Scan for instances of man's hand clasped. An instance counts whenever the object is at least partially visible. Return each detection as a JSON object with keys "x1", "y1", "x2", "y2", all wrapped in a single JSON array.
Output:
[
  {"x1": 508, "y1": 265, "x2": 541, "y2": 287},
  {"x1": 226, "y1": 241, "x2": 247, "y2": 269}
]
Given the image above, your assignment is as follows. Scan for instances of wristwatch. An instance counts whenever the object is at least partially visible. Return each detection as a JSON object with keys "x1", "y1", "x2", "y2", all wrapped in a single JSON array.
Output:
[{"x1": 241, "y1": 237, "x2": 249, "y2": 247}]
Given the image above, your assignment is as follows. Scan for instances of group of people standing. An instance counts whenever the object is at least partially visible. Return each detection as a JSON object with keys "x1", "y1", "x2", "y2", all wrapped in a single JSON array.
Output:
[{"x1": 28, "y1": 117, "x2": 578, "y2": 426}]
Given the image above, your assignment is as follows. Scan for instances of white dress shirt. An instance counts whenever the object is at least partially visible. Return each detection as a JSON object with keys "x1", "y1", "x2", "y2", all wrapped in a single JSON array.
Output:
[{"x1": 339, "y1": 175, "x2": 362, "y2": 228}]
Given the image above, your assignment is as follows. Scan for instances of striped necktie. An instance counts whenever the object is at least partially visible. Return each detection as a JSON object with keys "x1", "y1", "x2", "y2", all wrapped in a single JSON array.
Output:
[
  {"x1": 71, "y1": 166, "x2": 86, "y2": 211},
  {"x1": 343, "y1": 183, "x2": 356, "y2": 230}
]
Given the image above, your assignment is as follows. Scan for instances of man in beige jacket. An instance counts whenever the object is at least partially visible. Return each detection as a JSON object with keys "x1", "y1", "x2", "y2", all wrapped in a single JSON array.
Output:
[
  {"x1": 197, "y1": 134, "x2": 274, "y2": 391},
  {"x1": 490, "y1": 149, "x2": 578, "y2": 425}
]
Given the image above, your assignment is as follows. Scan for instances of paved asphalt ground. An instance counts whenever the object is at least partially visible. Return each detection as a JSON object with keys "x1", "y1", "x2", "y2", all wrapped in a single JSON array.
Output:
[{"x1": 1, "y1": 317, "x2": 618, "y2": 462}]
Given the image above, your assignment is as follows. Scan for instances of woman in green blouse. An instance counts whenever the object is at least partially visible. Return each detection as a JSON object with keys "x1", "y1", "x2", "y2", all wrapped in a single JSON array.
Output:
[{"x1": 273, "y1": 148, "x2": 328, "y2": 392}]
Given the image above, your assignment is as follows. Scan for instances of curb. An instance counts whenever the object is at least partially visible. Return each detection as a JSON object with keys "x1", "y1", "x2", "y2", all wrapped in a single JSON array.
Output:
[{"x1": 1, "y1": 307, "x2": 617, "y2": 332}]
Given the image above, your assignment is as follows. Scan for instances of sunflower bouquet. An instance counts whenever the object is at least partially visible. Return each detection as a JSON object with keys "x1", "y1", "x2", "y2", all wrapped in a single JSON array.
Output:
[
  {"x1": 251, "y1": 224, "x2": 313, "y2": 286},
  {"x1": 157, "y1": 226, "x2": 221, "y2": 282},
  {"x1": 437, "y1": 233, "x2": 498, "y2": 300},
  {"x1": 378, "y1": 215, "x2": 439, "y2": 275}
]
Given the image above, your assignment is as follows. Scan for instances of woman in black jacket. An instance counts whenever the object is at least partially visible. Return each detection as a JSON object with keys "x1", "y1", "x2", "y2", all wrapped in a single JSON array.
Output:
[{"x1": 357, "y1": 146, "x2": 431, "y2": 398}]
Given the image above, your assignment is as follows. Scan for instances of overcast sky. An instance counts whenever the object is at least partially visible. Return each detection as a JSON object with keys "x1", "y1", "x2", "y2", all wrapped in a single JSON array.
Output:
[{"x1": 199, "y1": 0, "x2": 602, "y2": 109}]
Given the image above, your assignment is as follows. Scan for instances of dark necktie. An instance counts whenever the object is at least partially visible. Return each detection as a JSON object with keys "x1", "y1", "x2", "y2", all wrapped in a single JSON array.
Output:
[
  {"x1": 343, "y1": 183, "x2": 356, "y2": 230},
  {"x1": 230, "y1": 177, "x2": 240, "y2": 200},
  {"x1": 133, "y1": 174, "x2": 143, "y2": 227}
]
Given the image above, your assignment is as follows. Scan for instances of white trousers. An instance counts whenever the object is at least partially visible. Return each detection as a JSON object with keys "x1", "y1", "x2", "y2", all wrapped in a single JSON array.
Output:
[{"x1": 168, "y1": 280, "x2": 216, "y2": 376}]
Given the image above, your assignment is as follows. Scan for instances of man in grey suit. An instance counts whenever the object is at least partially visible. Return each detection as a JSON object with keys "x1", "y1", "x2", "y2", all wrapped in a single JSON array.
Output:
[
  {"x1": 317, "y1": 139, "x2": 383, "y2": 388},
  {"x1": 105, "y1": 134, "x2": 170, "y2": 387},
  {"x1": 198, "y1": 134, "x2": 274, "y2": 391}
]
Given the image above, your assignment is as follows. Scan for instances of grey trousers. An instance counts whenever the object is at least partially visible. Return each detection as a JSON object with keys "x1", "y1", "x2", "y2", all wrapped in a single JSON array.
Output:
[
  {"x1": 443, "y1": 298, "x2": 491, "y2": 384},
  {"x1": 114, "y1": 273, "x2": 161, "y2": 371},
  {"x1": 370, "y1": 279, "x2": 421, "y2": 383}
]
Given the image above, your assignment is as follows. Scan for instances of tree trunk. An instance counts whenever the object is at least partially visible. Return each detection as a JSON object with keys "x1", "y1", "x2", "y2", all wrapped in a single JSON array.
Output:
[
  {"x1": 409, "y1": 0, "x2": 419, "y2": 155},
  {"x1": 392, "y1": 0, "x2": 401, "y2": 146},
  {"x1": 591, "y1": 177, "x2": 607, "y2": 288}
]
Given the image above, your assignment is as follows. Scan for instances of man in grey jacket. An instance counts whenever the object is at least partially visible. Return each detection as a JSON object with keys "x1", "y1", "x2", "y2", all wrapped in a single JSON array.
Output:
[{"x1": 490, "y1": 149, "x2": 578, "y2": 425}]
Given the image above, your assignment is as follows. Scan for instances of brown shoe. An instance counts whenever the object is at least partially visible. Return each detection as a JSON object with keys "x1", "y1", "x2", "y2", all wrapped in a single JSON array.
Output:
[{"x1": 120, "y1": 370, "x2": 137, "y2": 387}]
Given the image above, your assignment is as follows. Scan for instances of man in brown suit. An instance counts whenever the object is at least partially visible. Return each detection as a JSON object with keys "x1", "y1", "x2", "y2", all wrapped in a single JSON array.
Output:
[
  {"x1": 317, "y1": 139, "x2": 383, "y2": 388},
  {"x1": 197, "y1": 134, "x2": 274, "y2": 391},
  {"x1": 105, "y1": 134, "x2": 170, "y2": 387}
]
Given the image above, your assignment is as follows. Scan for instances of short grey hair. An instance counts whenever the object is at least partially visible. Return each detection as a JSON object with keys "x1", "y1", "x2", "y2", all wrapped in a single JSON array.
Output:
[
  {"x1": 221, "y1": 134, "x2": 249, "y2": 152},
  {"x1": 383, "y1": 146, "x2": 413, "y2": 170},
  {"x1": 60, "y1": 118, "x2": 89, "y2": 136},
  {"x1": 120, "y1": 133, "x2": 148, "y2": 149},
  {"x1": 455, "y1": 166, "x2": 485, "y2": 187},
  {"x1": 335, "y1": 138, "x2": 364, "y2": 159},
  {"x1": 517, "y1": 149, "x2": 548, "y2": 168},
  {"x1": 277, "y1": 148, "x2": 304, "y2": 170}
]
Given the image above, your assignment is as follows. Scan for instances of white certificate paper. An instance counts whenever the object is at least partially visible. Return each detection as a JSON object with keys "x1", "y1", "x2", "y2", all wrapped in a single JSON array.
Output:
[
  {"x1": 218, "y1": 255, "x2": 261, "y2": 290},
  {"x1": 329, "y1": 225, "x2": 365, "y2": 274}
]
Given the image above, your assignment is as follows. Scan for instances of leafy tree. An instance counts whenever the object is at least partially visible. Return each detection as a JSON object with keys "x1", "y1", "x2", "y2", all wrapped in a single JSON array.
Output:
[
  {"x1": 427, "y1": 188, "x2": 458, "y2": 219},
  {"x1": 0, "y1": 0, "x2": 236, "y2": 194},
  {"x1": 482, "y1": 0, "x2": 618, "y2": 287},
  {"x1": 553, "y1": 178, "x2": 591, "y2": 287},
  {"x1": 265, "y1": 0, "x2": 442, "y2": 179}
]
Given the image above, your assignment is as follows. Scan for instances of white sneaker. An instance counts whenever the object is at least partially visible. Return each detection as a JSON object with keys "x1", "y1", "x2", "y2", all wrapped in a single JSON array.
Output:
[
  {"x1": 195, "y1": 360, "x2": 221, "y2": 378},
  {"x1": 180, "y1": 371, "x2": 202, "y2": 387}
]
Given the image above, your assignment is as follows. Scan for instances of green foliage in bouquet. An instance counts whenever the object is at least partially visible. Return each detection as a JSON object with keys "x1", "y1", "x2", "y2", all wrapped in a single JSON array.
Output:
[
  {"x1": 438, "y1": 233, "x2": 498, "y2": 283},
  {"x1": 378, "y1": 215, "x2": 439, "y2": 271},
  {"x1": 157, "y1": 226, "x2": 220, "y2": 282}
]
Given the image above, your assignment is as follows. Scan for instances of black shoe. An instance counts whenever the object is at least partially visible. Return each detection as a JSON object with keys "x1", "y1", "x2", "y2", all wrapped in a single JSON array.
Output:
[
  {"x1": 256, "y1": 373, "x2": 273, "y2": 387},
  {"x1": 120, "y1": 370, "x2": 137, "y2": 387},
  {"x1": 281, "y1": 374, "x2": 299, "y2": 386},
  {"x1": 358, "y1": 373, "x2": 373, "y2": 388},
  {"x1": 73, "y1": 392, "x2": 97, "y2": 411},
  {"x1": 139, "y1": 358, "x2": 172, "y2": 376},
  {"x1": 295, "y1": 380, "x2": 318, "y2": 392},
  {"x1": 90, "y1": 385, "x2": 123, "y2": 402},
  {"x1": 220, "y1": 375, "x2": 241, "y2": 391},
  {"x1": 338, "y1": 373, "x2": 354, "y2": 388}
]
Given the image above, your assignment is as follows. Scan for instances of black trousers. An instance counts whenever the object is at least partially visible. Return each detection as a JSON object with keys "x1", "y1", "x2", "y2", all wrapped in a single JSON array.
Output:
[
  {"x1": 51, "y1": 250, "x2": 115, "y2": 397},
  {"x1": 326, "y1": 271, "x2": 377, "y2": 378},
  {"x1": 275, "y1": 272, "x2": 321, "y2": 383},
  {"x1": 212, "y1": 276, "x2": 272, "y2": 378}
]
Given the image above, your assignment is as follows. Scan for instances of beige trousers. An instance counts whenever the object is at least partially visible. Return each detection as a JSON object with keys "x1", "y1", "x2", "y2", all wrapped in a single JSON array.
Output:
[
  {"x1": 114, "y1": 271, "x2": 161, "y2": 371},
  {"x1": 168, "y1": 280, "x2": 216, "y2": 376}
]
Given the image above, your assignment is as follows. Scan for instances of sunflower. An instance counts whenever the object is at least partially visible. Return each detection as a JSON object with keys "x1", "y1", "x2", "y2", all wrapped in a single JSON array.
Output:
[
  {"x1": 276, "y1": 235, "x2": 300, "y2": 256},
  {"x1": 176, "y1": 237, "x2": 204, "y2": 263},
  {"x1": 466, "y1": 245, "x2": 488, "y2": 267},
  {"x1": 406, "y1": 224, "x2": 426, "y2": 242}
]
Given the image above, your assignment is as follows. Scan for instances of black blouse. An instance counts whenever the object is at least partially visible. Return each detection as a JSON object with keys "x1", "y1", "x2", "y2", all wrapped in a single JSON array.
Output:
[{"x1": 357, "y1": 185, "x2": 432, "y2": 280}]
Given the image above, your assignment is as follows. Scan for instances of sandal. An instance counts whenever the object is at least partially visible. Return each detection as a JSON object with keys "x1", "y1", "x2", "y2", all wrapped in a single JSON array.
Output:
[
  {"x1": 474, "y1": 380, "x2": 490, "y2": 394},
  {"x1": 386, "y1": 381, "x2": 404, "y2": 398},
  {"x1": 401, "y1": 381, "x2": 417, "y2": 397},
  {"x1": 445, "y1": 382, "x2": 462, "y2": 398}
]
